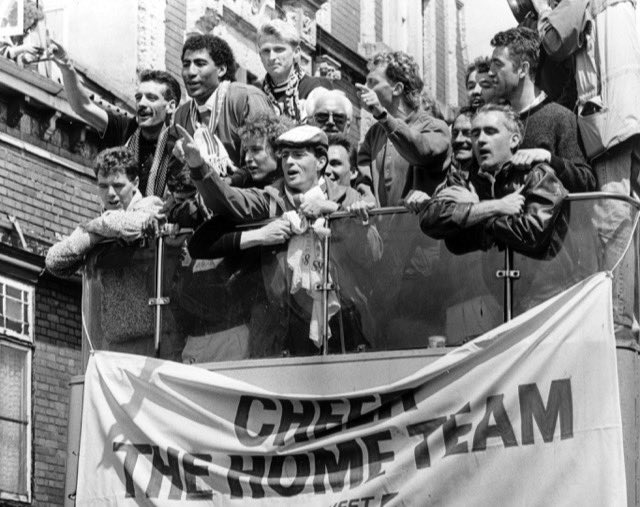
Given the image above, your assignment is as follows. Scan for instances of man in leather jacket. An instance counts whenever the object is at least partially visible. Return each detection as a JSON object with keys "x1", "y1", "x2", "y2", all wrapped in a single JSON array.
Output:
[{"x1": 421, "y1": 103, "x2": 567, "y2": 256}]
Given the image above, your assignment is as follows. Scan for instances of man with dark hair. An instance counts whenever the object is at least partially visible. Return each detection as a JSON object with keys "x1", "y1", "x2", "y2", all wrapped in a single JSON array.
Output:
[
  {"x1": 420, "y1": 104, "x2": 567, "y2": 258},
  {"x1": 172, "y1": 34, "x2": 272, "y2": 175},
  {"x1": 45, "y1": 147, "x2": 164, "y2": 278},
  {"x1": 326, "y1": 133, "x2": 356, "y2": 188},
  {"x1": 451, "y1": 107, "x2": 475, "y2": 178},
  {"x1": 487, "y1": 27, "x2": 594, "y2": 193},
  {"x1": 356, "y1": 51, "x2": 450, "y2": 211},
  {"x1": 47, "y1": 43, "x2": 181, "y2": 197},
  {"x1": 257, "y1": 19, "x2": 332, "y2": 123},
  {"x1": 466, "y1": 56, "x2": 491, "y2": 111}
]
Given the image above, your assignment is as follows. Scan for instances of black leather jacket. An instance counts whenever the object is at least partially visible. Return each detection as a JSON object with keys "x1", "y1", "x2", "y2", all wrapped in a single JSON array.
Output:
[{"x1": 419, "y1": 161, "x2": 568, "y2": 259}]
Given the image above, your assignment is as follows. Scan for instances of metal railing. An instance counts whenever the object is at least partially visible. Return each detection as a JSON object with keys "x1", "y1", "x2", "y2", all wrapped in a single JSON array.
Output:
[{"x1": 81, "y1": 193, "x2": 640, "y2": 363}]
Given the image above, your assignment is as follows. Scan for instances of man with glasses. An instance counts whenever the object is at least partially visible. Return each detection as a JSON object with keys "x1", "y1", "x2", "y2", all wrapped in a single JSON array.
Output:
[{"x1": 306, "y1": 88, "x2": 352, "y2": 134}]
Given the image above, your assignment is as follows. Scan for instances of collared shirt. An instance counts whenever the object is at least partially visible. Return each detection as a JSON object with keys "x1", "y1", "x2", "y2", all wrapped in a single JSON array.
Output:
[{"x1": 519, "y1": 91, "x2": 548, "y2": 115}]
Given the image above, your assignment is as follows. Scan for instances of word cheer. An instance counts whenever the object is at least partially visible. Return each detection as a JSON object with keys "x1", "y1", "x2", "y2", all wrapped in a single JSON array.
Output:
[{"x1": 111, "y1": 378, "x2": 573, "y2": 500}]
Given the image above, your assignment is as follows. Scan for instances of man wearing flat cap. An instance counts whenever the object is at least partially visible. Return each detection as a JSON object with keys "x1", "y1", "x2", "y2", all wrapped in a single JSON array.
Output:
[
  {"x1": 179, "y1": 124, "x2": 367, "y2": 221},
  {"x1": 183, "y1": 125, "x2": 381, "y2": 357}
]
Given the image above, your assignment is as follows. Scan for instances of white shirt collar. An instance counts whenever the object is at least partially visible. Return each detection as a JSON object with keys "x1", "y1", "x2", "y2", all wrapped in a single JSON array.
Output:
[{"x1": 519, "y1": 91, "x2": 547, "y2": 115}]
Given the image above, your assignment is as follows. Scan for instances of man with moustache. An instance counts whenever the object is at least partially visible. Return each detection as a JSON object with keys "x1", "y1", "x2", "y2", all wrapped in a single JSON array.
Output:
[{"x1": 48, "y1": 42, "x2": 181, "y2": 198}]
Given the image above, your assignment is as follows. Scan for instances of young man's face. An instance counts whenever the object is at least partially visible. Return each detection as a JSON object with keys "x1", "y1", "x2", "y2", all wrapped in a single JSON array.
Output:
[
  {"x1": 134, "y1": 81, "x2": 175, "y2": 132},
  {"x1": 452, "y1": 114, "x2": 473, "y2": 163},
  {"x1": 181, "y1": 48, "x2": 225, "y2": 103},
  {"x1": 466, "y1": 70, "x2": 484, "y2": 110},
  {"x1": 280, "y1": 147, "x2": 325, "y2": 193},
  {"x1": 489, "y1": 46, "x2": 523, "y2": 102},
  {"x1": 471, "y1": 111, "x2": 520, "y2": 172},
  {"x1": 258, "y1": 35, "x2": 298, "y2": 84},
  {"x1": 243, "y1": 136, "x2": 278, "y2": 183},
  {"x1": 97, "y1": 171, "x2": 139, "y2": 211},
  {"x1": 366, "y1": 64, "x2": 397, "y2": 110},
  {"x1": 311, "y1": 96, "x2": 350, "y2": 134},
  {"x1": 325, "y1": 144, "x2": 353, "y2": 187}
]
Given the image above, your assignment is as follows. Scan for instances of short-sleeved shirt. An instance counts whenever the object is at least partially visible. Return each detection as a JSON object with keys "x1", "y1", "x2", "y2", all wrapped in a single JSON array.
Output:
[{"x1": 101, "y1": 112, "x2": 157, "y2": 195}]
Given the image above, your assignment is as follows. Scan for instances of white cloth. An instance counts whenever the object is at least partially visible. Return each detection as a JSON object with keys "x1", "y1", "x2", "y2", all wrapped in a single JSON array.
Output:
[{"x1": 282, "y1": 185, "x2": 339, "y2": 346}]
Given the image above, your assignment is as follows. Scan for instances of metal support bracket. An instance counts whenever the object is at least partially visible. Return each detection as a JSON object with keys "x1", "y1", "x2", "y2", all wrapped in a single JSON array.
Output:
[
  {"x1": 40, "y1": 111, "x2": 61, "y2": 142},
  {"x1": 314, "y1": 282, "x2": 335, "y2": 291},
  {"x1": 496, "y1": 269, "x2": 520, "y2": 279},
  {"x1": 148, "y1": 297, "x2": 170, "y2": 306}
]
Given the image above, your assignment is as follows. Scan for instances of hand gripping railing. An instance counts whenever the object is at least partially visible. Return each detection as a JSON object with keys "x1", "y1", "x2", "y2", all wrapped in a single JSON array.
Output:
[{"x1": 145, "y1": 192, "x2": 640, "y2": 358}]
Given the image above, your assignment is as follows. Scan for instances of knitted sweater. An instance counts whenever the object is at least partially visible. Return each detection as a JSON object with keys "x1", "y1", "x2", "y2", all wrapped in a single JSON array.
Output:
[{"x1": 519, "y1": 98, "x2": 595, "y2": 192}]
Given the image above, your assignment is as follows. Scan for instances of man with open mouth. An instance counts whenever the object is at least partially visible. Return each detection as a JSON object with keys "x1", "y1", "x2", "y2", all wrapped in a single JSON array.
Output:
[
  {"x1": 48, "y1": 42, "x2": 181, "y2": 198},
  {"x1": 420, "y1": 104, "x2": 567, "y2": 259}
]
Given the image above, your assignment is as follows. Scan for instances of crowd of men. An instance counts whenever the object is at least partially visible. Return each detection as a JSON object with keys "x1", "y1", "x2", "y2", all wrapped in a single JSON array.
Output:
[{"x1": 43, "y1": 0, "x2": 640, "y2": 357}]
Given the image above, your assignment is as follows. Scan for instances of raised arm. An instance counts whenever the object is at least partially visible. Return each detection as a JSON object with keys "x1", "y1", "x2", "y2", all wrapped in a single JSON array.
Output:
[
  {"x1": 176, "y1": 124, "x2": 273, "y2": 220},
  {"x1": 534, "y1": 0, "x2": 589, "y2": 61},
  {"x1": 48, "y1": 41, "x2": 108, "y2": 134}
]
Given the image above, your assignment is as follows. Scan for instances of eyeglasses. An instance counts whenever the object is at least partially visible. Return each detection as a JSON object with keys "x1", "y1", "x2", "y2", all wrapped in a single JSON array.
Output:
[
  {"x1": 313, "y1": 112, "x2": 348, "y2": 129},
  {"x1": 275, "y1": 148, "x2": 312, "y2": 160}
]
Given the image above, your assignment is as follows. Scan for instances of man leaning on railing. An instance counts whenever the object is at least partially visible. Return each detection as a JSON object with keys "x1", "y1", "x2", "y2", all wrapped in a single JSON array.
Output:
[
  {"x1": 420, "y1": 104, "x2": 567, "y2": 258},
  {"x1": 45, "y1": 147, "x2": 164, "y2": 278}
]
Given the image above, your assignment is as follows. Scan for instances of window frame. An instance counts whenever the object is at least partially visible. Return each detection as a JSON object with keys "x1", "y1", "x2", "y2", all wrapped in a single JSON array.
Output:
[{"x1": 0, "y1": 274, "x2": 34, "y2": 504}]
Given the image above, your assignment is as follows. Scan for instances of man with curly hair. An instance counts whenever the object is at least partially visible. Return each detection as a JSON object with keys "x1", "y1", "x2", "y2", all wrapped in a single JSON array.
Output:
[
  {"x1": 487, "y1": 27, "x2": 594, "y2": 193},
  {"x1": 465, "y1": 56, "x2": 492, "y2": 111},
  {"x1": 257, "y1": 19, "x2": 332, "y2": 123},
  {"x1": 356, "y1": 50, "x2": 450, "y2": 212},
  {"x1": 172, "y1": 34, "x2": 272, "y2": 174}
]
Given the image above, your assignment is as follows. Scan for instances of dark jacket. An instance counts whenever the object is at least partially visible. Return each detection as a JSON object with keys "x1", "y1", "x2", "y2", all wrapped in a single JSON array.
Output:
[
  {"x1": 188, "y1": 184, "x2": 382, "y2": 357},
  {"x1": 420, "y1": 161, "x2": 568, "y2": 259}
]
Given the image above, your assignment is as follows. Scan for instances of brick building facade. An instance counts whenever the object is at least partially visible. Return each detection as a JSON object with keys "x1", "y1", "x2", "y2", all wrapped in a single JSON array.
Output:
[{"x1": 0, "y1": 1, "x2": 468, "y2": 504}]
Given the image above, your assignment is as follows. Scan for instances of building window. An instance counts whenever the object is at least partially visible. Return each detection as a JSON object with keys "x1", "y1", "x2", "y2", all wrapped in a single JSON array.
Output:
[{"x1": 0, "y1": 276, "x2": 33, "y2": 504}]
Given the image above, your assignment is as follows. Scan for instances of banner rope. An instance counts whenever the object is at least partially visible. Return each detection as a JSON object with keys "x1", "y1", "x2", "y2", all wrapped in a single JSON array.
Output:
[
  {"x1": 82, "y1": 312, "x2": 96, "y2": 355},
  {"x1": 609, "y1": 210, "x2": 640, "y2": 275}
]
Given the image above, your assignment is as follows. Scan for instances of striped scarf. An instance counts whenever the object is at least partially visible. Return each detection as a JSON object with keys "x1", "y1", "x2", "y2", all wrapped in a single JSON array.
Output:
[
  {"x1": 126, "y1": 126, "x2": 170, "y2": 197},
  {"x1": 262, "y1": 64, "x2": 305, "y2": 123},
  {"x1": 188, "y1": 81, "x2": 232, "y2": 176}
]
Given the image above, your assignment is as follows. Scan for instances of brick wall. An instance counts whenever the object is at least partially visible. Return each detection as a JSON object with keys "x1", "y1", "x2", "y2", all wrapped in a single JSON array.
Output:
[
  {"x1": 32, "y1": 276, "x2": 83, "y2": 506},
  {"x1": 0, "y1": 105, "x2": 100, "y2": 250},
  {"x1": 0, "y1": 88, "x2": 91, "y2": 506}
]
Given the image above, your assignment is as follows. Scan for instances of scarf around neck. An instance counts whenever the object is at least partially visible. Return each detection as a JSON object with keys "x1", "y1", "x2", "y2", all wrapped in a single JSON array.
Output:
[{"x1": 262, "y1": 64, "x2": 306, "y2": 123}]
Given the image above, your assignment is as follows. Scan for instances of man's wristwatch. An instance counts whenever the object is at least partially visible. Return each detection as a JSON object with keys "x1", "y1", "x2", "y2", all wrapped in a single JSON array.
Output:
[{"x1": 373, "y1": 110, "x2": 388, "y2": 121}]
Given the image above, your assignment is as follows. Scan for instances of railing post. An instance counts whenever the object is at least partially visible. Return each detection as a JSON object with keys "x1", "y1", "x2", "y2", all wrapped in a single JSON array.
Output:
[
  {"x1": 504, "y1": 248, "x2": 513, "y2": 322},
  {"x1": 151, "y1": 234, "x2": 165, "y2": 358},
  {"x1": 496, "y1": 247, "x2": 518, "y2": 322},
  {"x1": 320, "y1": 233, "x2": 331, "y2": 355}
]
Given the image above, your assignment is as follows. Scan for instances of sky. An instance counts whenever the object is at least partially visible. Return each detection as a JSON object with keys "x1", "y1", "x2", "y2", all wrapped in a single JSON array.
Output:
[{"x1": 465, "y1": 0, "x2": 517, "y2": 61}]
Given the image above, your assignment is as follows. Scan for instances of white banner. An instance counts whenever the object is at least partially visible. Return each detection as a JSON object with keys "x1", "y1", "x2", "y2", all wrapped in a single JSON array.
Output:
[{"x1": 76, "y1": 273, "x2": 626, "y2": 506}]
